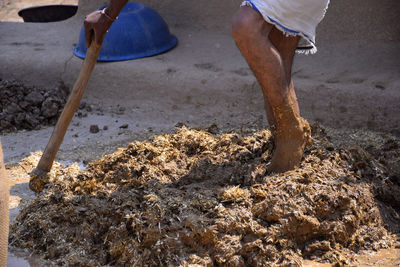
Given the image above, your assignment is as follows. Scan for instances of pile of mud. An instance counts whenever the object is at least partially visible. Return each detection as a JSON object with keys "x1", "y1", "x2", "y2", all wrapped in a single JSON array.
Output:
[
  {"x1": 10, "y1": 125, "x2": 400, "y2": 266},
  {"x1": 0, "y1": 78, "x2": 68, "y2": 133}
]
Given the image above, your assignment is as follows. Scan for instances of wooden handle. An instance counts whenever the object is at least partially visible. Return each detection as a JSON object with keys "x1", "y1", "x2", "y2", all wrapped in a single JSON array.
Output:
[{"x1": 36, "y1": 42, "x2": 102, "y2": 172}]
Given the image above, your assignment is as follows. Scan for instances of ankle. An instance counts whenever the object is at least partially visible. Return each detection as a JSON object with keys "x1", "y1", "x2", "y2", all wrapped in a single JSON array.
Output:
[{"x1": 273, "y1": 97, "x2": 300, "y2": 126}]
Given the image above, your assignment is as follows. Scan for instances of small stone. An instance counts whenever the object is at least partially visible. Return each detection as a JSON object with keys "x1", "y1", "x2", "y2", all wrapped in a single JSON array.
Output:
[
  {"x1": 103, "y1": 125, "x2": 108, "y2": 130},
  {"x1": 119, "y1": 124, "x2": 129, "y2": 129},
  {"x1": 175, "y1": 122, "x2": 185, "y2": 128},
  {"x1": 25, "y1": 113, "x2": 39, "y2": 127},
  {"x1": 19, "y1": 101, "x2": 30, "y2": 109},
  {"x1": 14, "y1": 113, "x2": 25, "y2": 125},
  {"x1": 207, "y1": 123, "x2": 219, "y2": 134},
  {"x1": 77, "y1": 112, "x2": 87, "y2": 118},
  {"x1": 5, "y1": 103, "x2": 22, "y2": 114},
  {"x1": 25, "y1": 91, "x2": 44, "y2": 105},
  {"x1": 41, "y1": 98, "x2": 59, "y2": 118},
  {"x1": 90, "y1": 125, "x2": 100, "y2": 133},
  {"x1": 374, "y1": 83, "x2": 385, "y2": 90},
  {"x1": 79, "y1": 102, "x2": 87, "y2": 110},
  {"x1": 116, "y1": 106, "x2": 126, "y2": 115}
]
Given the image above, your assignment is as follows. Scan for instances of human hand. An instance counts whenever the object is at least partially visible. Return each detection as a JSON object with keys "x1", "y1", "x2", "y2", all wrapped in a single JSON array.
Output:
[{"x1": 84, "y1": 8, "x2": 116, "y2": 48}]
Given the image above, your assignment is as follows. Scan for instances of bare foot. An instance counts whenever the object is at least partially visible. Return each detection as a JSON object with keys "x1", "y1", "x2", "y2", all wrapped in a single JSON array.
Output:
[{"x1": 268, "y1": 100, "x2": 311, "y2": 173}]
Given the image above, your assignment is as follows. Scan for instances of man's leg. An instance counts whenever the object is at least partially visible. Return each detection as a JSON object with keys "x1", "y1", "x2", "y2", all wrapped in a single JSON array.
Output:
[
  {"x1": 232, "y1": 6, "x2": 290, "y2": 124},
  {"x1": 265, "y1": 27, "x2": 300, "y2": 128},
  {"x1": 232, "y1": 6, "x2": 310, "y2": 173}
]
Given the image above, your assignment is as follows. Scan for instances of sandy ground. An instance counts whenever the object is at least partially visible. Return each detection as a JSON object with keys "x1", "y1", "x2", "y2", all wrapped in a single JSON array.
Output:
[{"x1": 1, "y1": 0, "x2": 400, "y2": 265}]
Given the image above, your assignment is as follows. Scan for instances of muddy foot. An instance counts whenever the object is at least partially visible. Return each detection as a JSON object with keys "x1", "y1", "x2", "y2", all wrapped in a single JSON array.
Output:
[
  {"x1": 268, "y1": 97, "x2": 312, "y2": 173},
  {"x1": 269, "y1": 117, "x2": 311, "y2": 173}
]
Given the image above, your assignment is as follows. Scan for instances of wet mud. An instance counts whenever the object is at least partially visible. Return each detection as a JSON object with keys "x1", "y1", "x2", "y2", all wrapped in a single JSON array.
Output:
[
  {"x1": 0, "y1": 78, "x2": 68, "y2": 133},
  {"x1": 9, "y1": 124, "x2": 400, "y2": 266}
]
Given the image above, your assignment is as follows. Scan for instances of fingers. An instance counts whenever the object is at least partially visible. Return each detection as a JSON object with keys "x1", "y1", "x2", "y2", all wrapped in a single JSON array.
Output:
[
  {"x1": 84, "y1": 20, "x2": 92, "y2": 48},
  {"x1": 83, "y1": 10, "x2": 112, "y2": 48},
  {"x1": 85, "y1": 26, "x2": 103, "y2": 48},
  {"x1": 95, "y1": 31, "x2": 104, "y2": 46},
  {"x1": 86, "y1": 30, "x2": 94, "y2": 49}
]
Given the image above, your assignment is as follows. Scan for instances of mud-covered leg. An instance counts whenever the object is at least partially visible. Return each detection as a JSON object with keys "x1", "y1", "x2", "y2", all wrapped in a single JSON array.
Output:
[
  {"x1": 232, "y1": 6, "x2": 310, "y2": 172},
  {"x1": 232, "y1": 6, "x2": 288, "y2": 126},
  {"x1": 268, "y1": 27, "x2": 311, "y2": 172},
  {"x1": 268, "y1": 27, "x2": 301, "y2": 128},
  {"x1": 268, "y1": 98, "x2": 311, "y2": 173}
]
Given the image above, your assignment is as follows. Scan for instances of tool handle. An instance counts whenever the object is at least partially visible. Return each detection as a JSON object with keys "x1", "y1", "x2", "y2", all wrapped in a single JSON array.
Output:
[{"x1": 36, "y1": 43, "x2": 102, "y2": 172}]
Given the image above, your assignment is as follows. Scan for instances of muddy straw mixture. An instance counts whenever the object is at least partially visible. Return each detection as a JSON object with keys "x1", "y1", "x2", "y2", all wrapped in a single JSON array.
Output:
[
  {"x1": 10, "y1": 124, "x2": 400, "y2": 266},
  {"x1": 0, "y1": 78, "x2": 68, "y2": 133}
]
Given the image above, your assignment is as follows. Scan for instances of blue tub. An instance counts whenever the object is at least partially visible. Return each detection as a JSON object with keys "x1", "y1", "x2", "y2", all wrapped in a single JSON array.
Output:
[{"x1": 73, "y1": 2, "x2": 177, "y2": 61}]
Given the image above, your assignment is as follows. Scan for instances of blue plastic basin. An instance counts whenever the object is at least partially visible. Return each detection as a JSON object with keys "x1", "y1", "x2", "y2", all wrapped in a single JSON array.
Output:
[{"x1": 73, "y1": 2, "x2": 177, "y2": 61}]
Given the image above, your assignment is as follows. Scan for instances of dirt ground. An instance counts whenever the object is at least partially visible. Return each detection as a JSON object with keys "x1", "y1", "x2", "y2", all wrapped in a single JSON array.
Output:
[
  {"x1": 2, "y1": 78, "x2": 400, "y2": 266},
  {"x1": 6, "y1": 124, "x2": 400, "y2": 266},
  {"x1": 1, "y1": 0, "x2": 400, "y2": 266}
]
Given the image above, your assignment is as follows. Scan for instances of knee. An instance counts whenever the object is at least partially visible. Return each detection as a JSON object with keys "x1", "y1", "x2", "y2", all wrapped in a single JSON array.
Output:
[{"x1": 231, "y1": 7, "x2": 264, "y2": 42}]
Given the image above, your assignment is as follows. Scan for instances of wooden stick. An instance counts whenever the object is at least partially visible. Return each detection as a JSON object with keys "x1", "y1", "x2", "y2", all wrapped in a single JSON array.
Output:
[{"x1": 35, "y1": 42, "x2": 102, "y2": 173}]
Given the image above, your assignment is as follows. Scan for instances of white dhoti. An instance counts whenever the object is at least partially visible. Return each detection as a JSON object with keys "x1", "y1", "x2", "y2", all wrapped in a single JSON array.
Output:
[{"x1": 241, "y1": 0, "x2": 330, "y2": 54}]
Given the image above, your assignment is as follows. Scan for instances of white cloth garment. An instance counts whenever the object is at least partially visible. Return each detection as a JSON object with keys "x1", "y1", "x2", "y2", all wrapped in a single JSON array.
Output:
[{"x1": 241, "y1": 0, "x2": 330, "y2": 54}]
